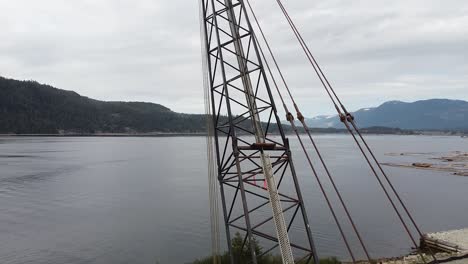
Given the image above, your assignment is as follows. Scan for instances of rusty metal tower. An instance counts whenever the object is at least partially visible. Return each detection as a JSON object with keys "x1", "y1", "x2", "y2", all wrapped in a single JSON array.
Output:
[{"x1": 199, "y1": 0, "x2": 318, "y2": 263}]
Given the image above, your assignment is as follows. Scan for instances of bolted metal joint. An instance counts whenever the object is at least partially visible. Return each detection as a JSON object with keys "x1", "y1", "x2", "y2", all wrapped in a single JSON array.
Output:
[
  {"x1": 296, "y1": 111, "x2": 305, "y2": 122},
  {"x1": 339, "y1": 113, "x2": 347, "y2": 123}
]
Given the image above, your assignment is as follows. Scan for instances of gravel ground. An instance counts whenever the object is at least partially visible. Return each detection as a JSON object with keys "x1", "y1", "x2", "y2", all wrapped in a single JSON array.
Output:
[
  {"x1": 427, "y1": 228, "x2": 468, "y2": 250},
  {"x1": 447, "y1": 259, "x2": 468, "y2": 264},
  {"x1": 355, "y1": 228, "x2": 468, "y2": 264}
]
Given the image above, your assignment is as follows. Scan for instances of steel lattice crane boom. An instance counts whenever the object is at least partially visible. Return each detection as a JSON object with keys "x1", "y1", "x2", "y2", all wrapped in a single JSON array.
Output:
[
  {"x1": 199, "y1": 0, "x2": 318, "y2": 263},
  {"x1": 200, "y1": 1, "x2": 441, "y2": 263}
]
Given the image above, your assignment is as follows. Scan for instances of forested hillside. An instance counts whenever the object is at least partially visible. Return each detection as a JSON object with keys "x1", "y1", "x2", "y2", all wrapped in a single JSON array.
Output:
[
  {"x1": 0, "y1": 77, "x2": 207, "y2": 134},
  {"x1": 2, "y1": 76, "x2": 465, "y2": 134}
]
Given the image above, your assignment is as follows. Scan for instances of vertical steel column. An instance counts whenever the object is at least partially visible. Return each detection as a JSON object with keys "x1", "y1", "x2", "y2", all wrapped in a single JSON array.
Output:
[
  {"x1": 206, "y1": 0, "x2": 259, "y2": 262},
  {"x1": 200, "y1": 2, "x2": 235, "y2": 263}
]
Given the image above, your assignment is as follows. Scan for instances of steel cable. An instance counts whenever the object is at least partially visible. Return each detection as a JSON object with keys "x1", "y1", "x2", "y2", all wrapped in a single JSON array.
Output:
[
  {"x1": 243, "y1": 0, "x2": 374, "y2": 262},
  {"x1": 257, "y1": 42, "x2": 357, "y2": 263},
  {"x1": 244, "y1": 0, "x2": 374, "y2": 262},
  {"x1": 199, "y1": 0, "x2": 221, "y2": 262},
  {"x1": 273, "y1": 0, "x2": 438, "y2": 262}
]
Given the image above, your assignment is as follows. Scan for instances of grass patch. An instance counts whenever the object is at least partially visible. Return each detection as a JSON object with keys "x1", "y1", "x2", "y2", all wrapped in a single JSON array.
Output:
[{"x1": 192, "y1": 233, "x2": 341, "y2": 264}]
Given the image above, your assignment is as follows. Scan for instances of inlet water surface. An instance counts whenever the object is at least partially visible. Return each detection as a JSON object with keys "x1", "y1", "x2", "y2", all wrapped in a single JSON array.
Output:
[{"x1": 0, "y1": 135, "x2": 467, "y2": 263}]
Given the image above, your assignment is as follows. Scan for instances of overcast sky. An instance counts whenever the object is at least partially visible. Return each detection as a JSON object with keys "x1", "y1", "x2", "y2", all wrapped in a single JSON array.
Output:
[{"x1": 1, "y1": 0, "x2": 467, "y2": 116}]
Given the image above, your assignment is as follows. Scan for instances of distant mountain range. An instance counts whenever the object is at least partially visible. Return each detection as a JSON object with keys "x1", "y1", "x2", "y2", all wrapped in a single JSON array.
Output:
[
  {"x1": 1, "y1": 76, "x2": 466, "y2": 134},
  {"x1": 305, "y1": 99, "x2": 468, "y2": 130}
]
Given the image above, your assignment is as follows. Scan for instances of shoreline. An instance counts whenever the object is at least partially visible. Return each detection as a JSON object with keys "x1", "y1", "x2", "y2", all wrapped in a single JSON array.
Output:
[
  {"x1": 0, "y1": 132, "x2": 466, "y2": 138},
  {"x1": 0, "y1": 133, "x2": 207, "y2": 137}
]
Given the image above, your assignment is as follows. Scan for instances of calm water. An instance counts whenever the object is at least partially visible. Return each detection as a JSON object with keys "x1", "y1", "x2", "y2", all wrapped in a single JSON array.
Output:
[{"x1": 0, "y1": 135, "x2": 467, "y2": 263}]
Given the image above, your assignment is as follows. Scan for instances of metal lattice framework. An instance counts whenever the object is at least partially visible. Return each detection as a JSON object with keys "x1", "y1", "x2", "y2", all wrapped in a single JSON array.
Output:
[{"x1": 200, "y1": 0, "x2": 318, "y2": 262}]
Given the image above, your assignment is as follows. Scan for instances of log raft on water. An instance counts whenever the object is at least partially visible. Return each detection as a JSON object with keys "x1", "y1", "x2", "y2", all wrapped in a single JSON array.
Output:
[
  {"x1": 381, "y1": 152, "x2": 468, "y2": 176},
  {"x1": 412, "y1": 163, "x2": 432, "y2": 168}
]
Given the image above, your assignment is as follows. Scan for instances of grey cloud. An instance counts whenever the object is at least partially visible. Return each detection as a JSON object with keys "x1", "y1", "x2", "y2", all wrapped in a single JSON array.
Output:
[{"x1": 0, "y1": 0, "x2": 466, "y2": 116}]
